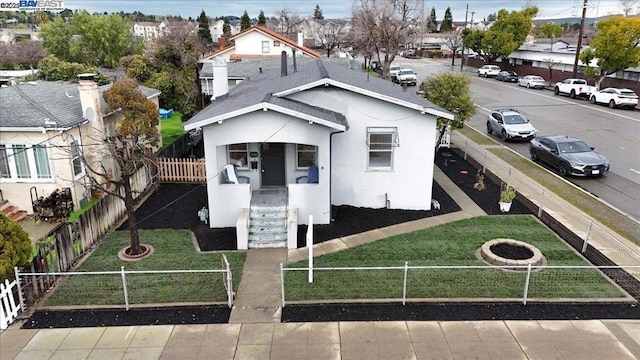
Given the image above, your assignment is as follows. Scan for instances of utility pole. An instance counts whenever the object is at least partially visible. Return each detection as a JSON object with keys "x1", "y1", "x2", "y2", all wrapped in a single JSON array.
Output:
[
  {"x1": 460, "y1": 3, "x2": 468, "y2": 72},
  {"x1": 572, "y1": 0, "x2": 588, "y2": 77}
]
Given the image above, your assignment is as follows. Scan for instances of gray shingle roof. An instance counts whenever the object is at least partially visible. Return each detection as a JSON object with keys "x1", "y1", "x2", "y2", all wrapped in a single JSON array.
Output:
[
  {"x1": 0, "y1": 81, "x2": 161, "y2": 129},
  {"x1": 200, "y1": 56, "x2": 350, "y2": 78},
  {"x1": 185, "y1": 59, "x2": 450, "y2": 129}
]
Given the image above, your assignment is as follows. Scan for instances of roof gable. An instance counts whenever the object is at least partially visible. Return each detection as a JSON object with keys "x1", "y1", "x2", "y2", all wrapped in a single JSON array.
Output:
[{"x1": 230, "y1": 25, "x2": 321, "y2": 58}]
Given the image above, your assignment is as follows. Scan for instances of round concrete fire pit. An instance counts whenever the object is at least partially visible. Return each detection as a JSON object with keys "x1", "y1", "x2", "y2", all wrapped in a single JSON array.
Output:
[{"x1": 479, "y1": 238, "x2": 546, "y2": 271}]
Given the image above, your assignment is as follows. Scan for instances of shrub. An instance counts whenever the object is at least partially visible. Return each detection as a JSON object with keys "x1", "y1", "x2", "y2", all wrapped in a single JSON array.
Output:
[{"x1": 0, "y1": 213, "x2": 32, "y2": 281}]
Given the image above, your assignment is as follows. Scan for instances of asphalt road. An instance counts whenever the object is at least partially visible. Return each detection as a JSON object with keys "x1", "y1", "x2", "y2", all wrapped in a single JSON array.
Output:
[{"x1": 379, "y1": 56, "x2": 640, "y2": 221}]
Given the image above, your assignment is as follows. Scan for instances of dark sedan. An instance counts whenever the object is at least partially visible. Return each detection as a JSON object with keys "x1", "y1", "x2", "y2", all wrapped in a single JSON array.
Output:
[
  {"x1": 529, "y1": 135, "x2": 609, "y2": 177},
  {"x1": 496, "y1": 71, "x2": 518, "y2": 82}
]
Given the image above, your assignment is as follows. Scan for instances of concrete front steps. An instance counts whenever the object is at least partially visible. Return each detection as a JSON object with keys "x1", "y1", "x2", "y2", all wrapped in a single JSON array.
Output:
[
  {"x1": 248, "y1": 188, "x2": 288, "y2": 249},
  {"x1": 0, "y1": 201, "x2": 28, "y2": 222}
]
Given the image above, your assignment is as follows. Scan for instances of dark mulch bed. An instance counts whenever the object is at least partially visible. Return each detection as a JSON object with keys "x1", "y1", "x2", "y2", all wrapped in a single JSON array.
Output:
[{"x1": 22, "y1": 305, "x2": 230, "y2": 329}]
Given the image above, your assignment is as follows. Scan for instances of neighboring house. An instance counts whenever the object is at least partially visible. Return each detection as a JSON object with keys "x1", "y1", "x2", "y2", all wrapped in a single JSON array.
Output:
[
  {"x1": 183, "y1": 57, "x2": 453, "y2": 249},
  {"x1": 132, "y1": 22, "x2": 160, "y2": 39},
  {"x1": 299, "y1": 18, "x2": 351, "y2": 48},
  {"x1": 201, "y1": 25, "x2": 322, "y2": 63},
  {"x1": 0, "y1": 28, "x2": 40, "y2": 43},
  {"x1": 0, "y1": 76, "x2": 161, "y2": 216},
  {"x1": 508, "y1": 40, "x2": 594, "y2": 72}
]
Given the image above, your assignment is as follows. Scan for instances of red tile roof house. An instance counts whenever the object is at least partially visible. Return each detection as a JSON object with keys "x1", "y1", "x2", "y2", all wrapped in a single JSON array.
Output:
[
  {"x1": 183, "y1": 56, "x2": 453, "y2": 250},
  {"x1": 0, "y1": 76, "x2": 161, "y2": 221}
]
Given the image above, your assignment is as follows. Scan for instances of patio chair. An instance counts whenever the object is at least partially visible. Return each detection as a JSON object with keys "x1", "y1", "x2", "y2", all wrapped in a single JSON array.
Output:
[
  {"x1": 223, "y1": 164, "x2": 250, "y2": 184},
  {"x1": 295, "y1": 164, "x2": 319, "y2": 183}
]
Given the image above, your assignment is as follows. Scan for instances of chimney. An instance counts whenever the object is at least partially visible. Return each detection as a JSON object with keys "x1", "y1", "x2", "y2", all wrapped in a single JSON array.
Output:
[
  {"x1": 77, "y1": 73, "x2": 100, "y2": 123},
  {"x1": 292, "y1": 49, "x2": 297, "y2": 72},
  {"x1": 218, "y1": 37, "x2": 226, "y2": 49},
  {"x1": 297, "y1": 32, "x2": 303, "y2": 47},
  {"x1": 211, "y1": 57, "x2": 229, "y2": 100},
  {"x1": 280, "y1": 51, "x2": 287, "y2": 77}
]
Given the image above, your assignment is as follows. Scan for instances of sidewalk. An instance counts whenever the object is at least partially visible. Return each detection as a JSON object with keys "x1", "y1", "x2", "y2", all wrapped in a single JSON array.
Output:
[{"x1": 3, "y1": 133, "x2": 640, "y2": 359}]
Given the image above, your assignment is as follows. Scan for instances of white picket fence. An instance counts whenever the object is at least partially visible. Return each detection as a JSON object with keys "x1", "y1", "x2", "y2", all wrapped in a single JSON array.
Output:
[{"x1": 0, "y1": 278, "x2": 23, "y2": 331}]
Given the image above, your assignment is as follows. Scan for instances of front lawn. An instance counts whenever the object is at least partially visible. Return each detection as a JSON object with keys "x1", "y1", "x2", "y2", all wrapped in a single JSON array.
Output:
[
  {"x1": 284, "y1": 216, "x2": 625, "y2": 301},
  {"x1": 43, "y1": 229, "x2": 245, "y2": 306},
  {"x1": 160, "y1": 111, "x2": 185, "y2": 148}
]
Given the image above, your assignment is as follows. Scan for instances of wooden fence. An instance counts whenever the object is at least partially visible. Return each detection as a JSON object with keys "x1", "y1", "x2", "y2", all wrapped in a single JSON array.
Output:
[{"x1": 156, "y1": 157, "x2": 207, "y2": 183}]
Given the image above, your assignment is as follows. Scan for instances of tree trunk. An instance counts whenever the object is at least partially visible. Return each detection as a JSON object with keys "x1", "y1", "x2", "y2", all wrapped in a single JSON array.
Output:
[
  {"x1": 123, "y1": 173, "x2": 141, "y2": 255},
  {"x1": 451, "y1": 54, "x2": 455, "y2": 66}
]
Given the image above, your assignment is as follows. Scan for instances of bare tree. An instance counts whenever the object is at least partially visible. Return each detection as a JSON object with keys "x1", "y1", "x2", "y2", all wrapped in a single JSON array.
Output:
[
  {"x1": 319, "y1": 23, "x2": 347, "y2": 57},
  {"x1": 276, "y1": 7, "x2": 304, "y2": 40},
  {"x1": 351, "y1": 0, "x2": 421, "y2": 79},
  {"x1": 543, "y1": 58, "x2": 561, "y2": 86},
  {"x1": 620, "y1": 0, "x2": 638, "y2": 16},
  {"x1": 443, "y1": 30, "x2": 464, "y2": 66}
]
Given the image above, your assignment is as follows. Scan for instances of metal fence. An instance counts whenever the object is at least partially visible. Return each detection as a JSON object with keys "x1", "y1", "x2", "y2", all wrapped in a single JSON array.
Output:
[
  {"x1": 280, "y1": 264, "x2": 640, "y2": 307},
  {"x1": 451, "y1": 131, "x2": 640, "y2": 269},
  {"x1": 15, "y1": 255, "x2": 233, "y2": 312}
]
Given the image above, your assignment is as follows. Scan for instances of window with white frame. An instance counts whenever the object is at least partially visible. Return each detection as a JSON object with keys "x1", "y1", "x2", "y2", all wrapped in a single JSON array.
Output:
[
  {"x1": 70, "y1": 140, "x2": 84, "y2": 177},
  {"x1": 261, "y1": 41, "x2": 270, "y2": 53},
  {"x1": 1, "y1": 143, "x2": 53, "y2": 181},
  {"x1": 228, "y1": 143, "x2": 249, "y2": 168},
  {"x1": 273, "y1": 40, "x2": 280, "y2": 47},
  {"x1": 296, "y1": 144, "x2": 316, "y2": 169},
  {"x1": 367, "y1": 127, "x2": 398, "y2": 169}
]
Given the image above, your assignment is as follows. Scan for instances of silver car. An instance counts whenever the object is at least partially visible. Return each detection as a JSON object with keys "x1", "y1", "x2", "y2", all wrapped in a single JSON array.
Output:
[
  {"x1": 518, "y1": 75, "x2": 546, "y2": 89},
  {"x1": 486, "y1": 109, "x2": 538, "y2": 142}
]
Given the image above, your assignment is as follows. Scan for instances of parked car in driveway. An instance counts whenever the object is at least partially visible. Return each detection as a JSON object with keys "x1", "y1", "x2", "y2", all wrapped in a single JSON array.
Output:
[
  {"x1": 477, "y1": 65, "x2": 501, "y2": 77},
  {"x1": 486, "y1": 108, "x2": 538, "y2": 142},
  {"x1": 529, "y1": 135, "x2": 609, "y2": 177},
  {"x1": 589, "y1": 88, "x2": 638, "y2": 109},
  {"x1": 518, "y1": 75, "x2": 546, "y2": 89},
  {"x1": 496, "y1": 71, "x2": 518, "y2": 82}
]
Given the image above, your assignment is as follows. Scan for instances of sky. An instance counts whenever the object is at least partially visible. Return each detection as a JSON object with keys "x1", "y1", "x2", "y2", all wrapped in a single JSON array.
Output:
[{"x1": 61, "y1": 0, "x2": 624, "y2": 21}]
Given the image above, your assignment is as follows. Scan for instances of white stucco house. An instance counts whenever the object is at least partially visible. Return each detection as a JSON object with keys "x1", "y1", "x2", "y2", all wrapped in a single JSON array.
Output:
[{"x1": 183, "y1": 56, "x2": 453, "y2": 249}]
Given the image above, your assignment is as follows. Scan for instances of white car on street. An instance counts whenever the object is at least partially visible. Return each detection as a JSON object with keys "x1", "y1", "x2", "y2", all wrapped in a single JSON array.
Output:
[
  {"x1": 477, "y1": 65, "x2": 501, "y2": 77},
  {"x1": 518, "y1": 75, "x2": 546, "y2": 89},
  {"x1": 589, "y1": 88, "x2": 638, "y2": 109}
]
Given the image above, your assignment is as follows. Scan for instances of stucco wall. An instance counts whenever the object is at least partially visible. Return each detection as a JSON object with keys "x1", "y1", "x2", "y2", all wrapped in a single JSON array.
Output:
[{"x1": 235, "y1": 31, "x2": 295, "y2": 57}]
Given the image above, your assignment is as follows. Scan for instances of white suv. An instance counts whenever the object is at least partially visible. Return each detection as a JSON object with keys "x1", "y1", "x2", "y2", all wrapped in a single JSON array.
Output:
[
  {"x1": 486, "y1": 109, "x2": 538, "y2": 142},
  {"x1": 478, "y1": 65, "x2": 501, "y2": 77},
  {"x1": 389, "y1": 65, "x2": 401, "y2": 78}
]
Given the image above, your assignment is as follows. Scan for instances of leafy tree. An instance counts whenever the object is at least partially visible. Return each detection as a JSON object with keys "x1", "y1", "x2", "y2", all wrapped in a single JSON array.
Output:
[
  {"x1": 487, "y1": 13, "x2": 497, "y2": 22},
  {"x1": 580, "y1": 16, "x2": 640, "y2": 88},
  {"x1": 240, "y1": 11, "x2": 251, "y2": 30},
  {"x1": 313, "y1": 4, "x2": 324, "y2": 20},
  {"x1": 427, "y1": 7, "x2": 438, "y2": 33},
  {"x1": 537, "y1": 22, "x2": 563, "y2": 38},
  {"x1": 121, "y1": 54, "x2": 151, "y2": 83},
  {"x1": 197, "y1": 10, "x2": 212, "y2": 45},
  {"x1": 37, "y1": 55, "x2": 109, "y2": 84},
  {"x1": 84, "y1": 79, "x2": 160, "y2": 256},
  {"x1": 351, "y1": 0, "x2": 421, "y2": 79},
  {"x1": 462, "y1": 6, "x2": 538, "y2": 63},
  {"x1": 419, "y1": 72, "x2": 475, "y2": 145},
  {"x1": 0, "y1": 213, "x2": 32, "y2": 281},
  {"x1": 223, "y1": 18, "x2": 231, "y2": 36},
  {"x1": 258, "y1": 10, "x2": 266, "y2": 26},
  {"x1": 440, "y1": 7, "x2": 453, "y2": 32}
]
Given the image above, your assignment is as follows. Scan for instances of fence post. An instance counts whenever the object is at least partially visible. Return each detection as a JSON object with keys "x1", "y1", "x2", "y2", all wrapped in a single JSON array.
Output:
[
  {"x1": 507, "y1": 167, "x2": 512, "y2": 184},
  {"x1": 120, "y1": 266, "x2": 129, "y2": 311},
  {"x1": 537, "y1": 189, "x2": 545, "y2": 218},
  {"x1": 402, "y1": 262, "x2": 408, "y2": 306},
  {"x1": 225, "y1": 259, "x2": 233, "y2": 308},
  {"x1": 307, "y1": 215, "x2": 314, "y2": 283},
  {"x1": 463, "y1": 139, "x2": 468, "y2": 160},
  {"x1": 582, "y1": 219, "x2": 594, "y2": 253},
  {"x1": 280, "y1": 263, "x2": 286, "y2": 308},
  {"x1": 522, "y1": 263, "x2": 532, "y2": 305},
  {"x1": 14, "y1": 267, "x2": 24, "y2": 312}
]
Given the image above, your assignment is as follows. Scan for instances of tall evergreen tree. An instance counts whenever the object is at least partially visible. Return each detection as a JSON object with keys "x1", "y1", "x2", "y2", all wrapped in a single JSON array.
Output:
[
  {"x1": 313, "y1": 4, "x2": 324, "y2": 20},
  {"x1": 240, "y1": 10, "x2": 251, "y2": 30},
  {"x1": 197, "y1": 10, "x2": 212, "y2": 44},
  {"x1": 440, "y1": 7, "x2": 453, "y2": 32},
  {"x1": 427, "y1": 7, "x2": 438, "y2": 32},
  {"x1": 223, "y1": 18, "x2": 231, "y2": 36},
  {"x1": 258, "y1": 10, "x2": 266, "y2": 26}
]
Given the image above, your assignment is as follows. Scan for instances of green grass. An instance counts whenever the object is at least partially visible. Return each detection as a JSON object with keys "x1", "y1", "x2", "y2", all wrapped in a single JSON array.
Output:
[
  {"x1": 160, "y1": 112, "x2": 185, "y2": 149},
  {"x1": 457, "y1": 126, "x2": 640, "y2": 244},
  {"x1": 67, "y1": 197, "x2": 100, "y2": 222},
  {"x1": 284, "y1": 216, "x2": 624, "y2": 301},
  {"x1": 44, "y1": 229, "x2": 246, "y2": 306}
]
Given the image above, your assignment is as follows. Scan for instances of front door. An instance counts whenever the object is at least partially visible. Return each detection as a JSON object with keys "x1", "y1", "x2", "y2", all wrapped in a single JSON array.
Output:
[{"x1": 261, "y1": 143, "x2": 285, "y2": 186}]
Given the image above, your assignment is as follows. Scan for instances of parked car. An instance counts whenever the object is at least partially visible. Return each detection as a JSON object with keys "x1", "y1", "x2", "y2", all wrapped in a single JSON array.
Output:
[
  {"x1": 389, "y1": 65, "x2": 401, "y2": 78},
  {"x1": 589, "y1": 88, "x2": 638, "y2": 109},
  {"x1": 495, "y1": 71, "x2": 518, "y2": 82},
  {"x1": 369, "y1": 60, "x2": 381, "y2": 73},
  {"x1": 517, "y1": 75, "x2": 546, "y2": 89},
  {"x1": 486, "y1": 108, "x2": 538, "y2": 142},
  {"x1": 393, "y1": 69, "x2": 417, "y2": 86},
  {"x1": 529, "y1": 135, "x2": 609, "y2": 177},
  {"x1": 477, "y1": 65, "x2": 501, "y2": 77},
  {"x1": 553, "y1": 78, "x2": 596, "y2": 99}
]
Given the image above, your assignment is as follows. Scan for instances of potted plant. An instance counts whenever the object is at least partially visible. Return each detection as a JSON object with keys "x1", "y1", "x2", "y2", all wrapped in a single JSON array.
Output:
[
  {"x1": 499, "y1": 183, "x2": 516, "y2": 213},
  {"x1": 473, "y1": 170, "x2": 485, "y2": 191}
]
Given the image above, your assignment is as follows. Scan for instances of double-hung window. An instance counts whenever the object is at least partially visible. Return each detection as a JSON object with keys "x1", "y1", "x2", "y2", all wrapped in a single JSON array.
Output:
[
  {"x1": 33, "y1": 145, "x2": 51, "y2": 179},
  {"x1": 70, "y1": 141, "x2": 84, "y2": 177},
  {"x1": 12, "y1": 145, "x2": 31, "y2": 178},
  {"x1": 296, "y1": 144, "x2": 316, "y2": 169},
  {"x1": 228, "y1": 143, "x2": 249, "y2": 168},
  {"x1": 367, "y1": 127, "x2": 398, "y2": 170},
  {"x1": 1, "y1": 143, "x2": 53, "y2": 181},
  {"x1": 0, "y1": 145, "x2": 10, "y2": 178},
  {"x1": 261, "y1": 41, "x2": 270, "y2": 53}
]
